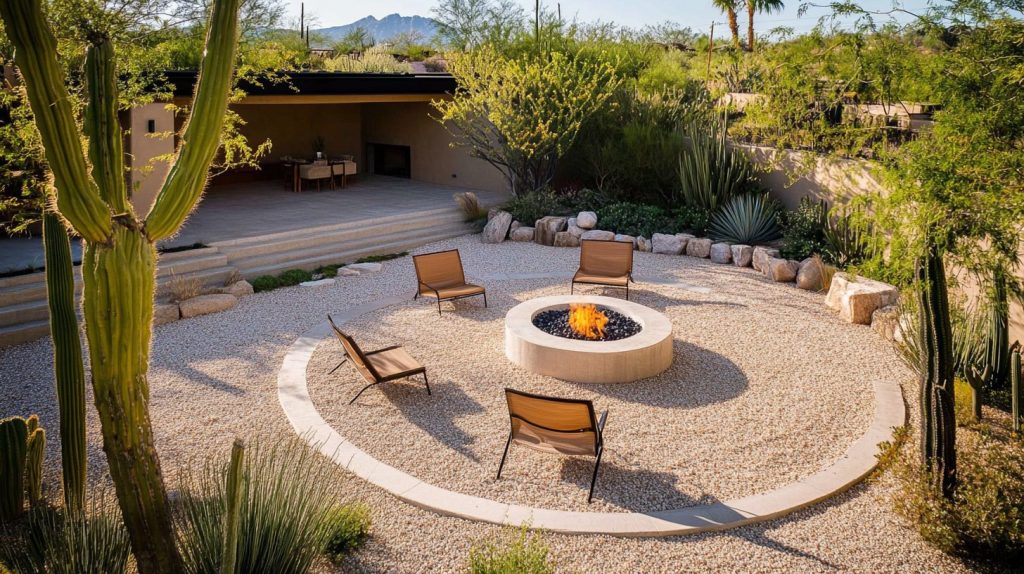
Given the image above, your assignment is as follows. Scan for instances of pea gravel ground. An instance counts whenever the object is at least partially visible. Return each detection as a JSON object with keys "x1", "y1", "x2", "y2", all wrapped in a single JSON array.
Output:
[{"x1": 0, "y1": 234, "x2": 978, "y2": 573}]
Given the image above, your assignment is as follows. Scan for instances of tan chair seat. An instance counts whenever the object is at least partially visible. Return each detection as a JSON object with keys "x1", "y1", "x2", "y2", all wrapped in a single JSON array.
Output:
[
  {"x1": 365, "y1": 346, "x2": 423, "y2": 379},
  {"x1": 512, "y1": 420, "x2": 598, "y2": 456},
  {"x1": 573, "y1": 271, "x2": 629, "y2": 287},
  {"x1": 420, "y1": 282, "x2": 486, "y2": 299}
]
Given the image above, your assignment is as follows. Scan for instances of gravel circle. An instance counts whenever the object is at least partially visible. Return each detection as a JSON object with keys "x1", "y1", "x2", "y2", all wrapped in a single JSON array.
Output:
[
  {"x1": 0, "y1": 234, "x2": 977, "y2": 573},
  {"x1": 304, "y1": 250, "x2": 902, "y2": 513}
]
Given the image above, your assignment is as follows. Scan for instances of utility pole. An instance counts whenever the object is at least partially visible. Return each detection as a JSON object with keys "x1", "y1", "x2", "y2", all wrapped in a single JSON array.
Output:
[
  {"x1": 535, "y1": 0, "x2": 540, "y2": 40},
  {"x1": 706, "y1": 21, "x2": 715, "y2": 89},
  {"x1": 300, "y1": 2, "x2": 304, "y2": 38},
  {"x1": 306, "y1": 25, "x2": 310, "y2": 49},
  {"x1": 558, "y1": 3, "x2": 562, "y2": 25}
]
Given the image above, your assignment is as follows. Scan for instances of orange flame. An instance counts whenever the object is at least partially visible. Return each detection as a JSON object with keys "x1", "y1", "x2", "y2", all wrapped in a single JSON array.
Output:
[{"x1": 568, "y1": 303, "x2": 608, "y2": 340}]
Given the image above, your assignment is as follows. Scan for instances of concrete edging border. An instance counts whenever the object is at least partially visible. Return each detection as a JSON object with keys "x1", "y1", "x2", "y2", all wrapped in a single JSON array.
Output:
[{"x1": 277, "y1": 289, "x2": 906, "y2": 537}]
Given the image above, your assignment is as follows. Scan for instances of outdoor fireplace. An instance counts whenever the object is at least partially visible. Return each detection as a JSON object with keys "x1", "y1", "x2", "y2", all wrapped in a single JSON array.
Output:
[{"x1": 505, "y1": 295, "x2": 673, "y2": 383}]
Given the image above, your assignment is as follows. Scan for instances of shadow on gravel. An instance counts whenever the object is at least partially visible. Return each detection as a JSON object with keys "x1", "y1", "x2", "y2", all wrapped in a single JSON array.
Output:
[
  {"x1": 557, "y1": 456, "x2": 714, "y2": 512},
  {"x1": 378, "y1": 379, "x2": 485, "y2": 463},
  {"x1": 582, "y1": 340, "x2": 748, "y2": 408}
]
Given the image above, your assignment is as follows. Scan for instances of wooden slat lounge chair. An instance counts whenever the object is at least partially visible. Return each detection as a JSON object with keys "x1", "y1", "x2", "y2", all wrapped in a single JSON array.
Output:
[
  {"x1": 497, "y1": 388, "x2": 608, "y2": 503},
  {"x1": 412, "y1": 249, "x2": 487, "y2": 315},
  {"x1": 327, "y1": 315, "x2": 430, "y2": 404},
  {"x1": 571, "y1": 239, "x2": 634, "y2": 300}
]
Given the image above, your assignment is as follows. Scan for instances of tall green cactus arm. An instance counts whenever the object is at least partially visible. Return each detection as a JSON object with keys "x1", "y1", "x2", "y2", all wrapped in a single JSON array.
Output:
[
  {"x1": 85, "y1": 38, "x2": 130, "y2": 215},
  {"x1": 0, "y1": 0, "x2": 112, "y2": 243},
  {"x1": 145, "y1": 0, "x2": 241, "y2": 241},
  {"x1": 43, "y1": 210, "x2": 87, "y2": 513}
]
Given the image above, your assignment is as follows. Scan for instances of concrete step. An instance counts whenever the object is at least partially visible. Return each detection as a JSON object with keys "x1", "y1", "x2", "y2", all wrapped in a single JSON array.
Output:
[
  {"x1": 211, "y1": 209, "x2": 467, "y2": 260},
  {"x1": 228, "y1": 219, "x2": 469, "y2": 273},
  {"x1": 240, "y1": 222, "x2": 475, "y2": 278},
  {"x1": 0, "y1": 319, "x2": 50, "y2": 348},
  {"x1": 156, "y1": 265, "x2": 238, "y2": 297},
  {"x1": 0, "y1": 299, "x2": 51, "y2": 329}
]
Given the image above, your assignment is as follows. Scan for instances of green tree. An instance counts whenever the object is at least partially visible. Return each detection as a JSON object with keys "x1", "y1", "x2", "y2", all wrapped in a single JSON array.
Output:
[
  {"x1": 432, "y1": 0, "x2": 525, "y2": 50},
  {"x1": 0, "y1": 1, "x2": 241, "y2": 573},
  {"x1": 746, "y1": 0, "x2": 785, "y2": 50},
  {"x1": 433, "y1": 46, "x2": 620, "y2": 195},
  {"x1": 331, "y1": 26, "x2": 373, "y2": 54}
]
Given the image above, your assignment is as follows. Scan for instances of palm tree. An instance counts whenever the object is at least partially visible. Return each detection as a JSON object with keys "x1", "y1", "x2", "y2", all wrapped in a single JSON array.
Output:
[
  {"x1": 746, "y1": 0, "x2": 784, "y2": 51},
  {"x1": 711, "y1": 0, "x2": 741, "y2": 49}
]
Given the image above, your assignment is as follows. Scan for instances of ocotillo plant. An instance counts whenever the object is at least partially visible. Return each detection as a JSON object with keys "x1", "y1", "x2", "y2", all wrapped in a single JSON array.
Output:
[
  {"x1": 43, "y1": 210, "x2": 87, "y2": 513},
  {"x1": 916, "y1": 244, "x2": 957, "y2": 499},
  {"x1": 221, "y1": 439, "x2": 246, "y2": 574},
  {"x1": 1012, "y1": 346, "x2": 1021, "y2": 433},
  {"x1": 0, "y1": 417, "x2": 29, "y2": 521},
  {"x1": 0, "y1": 0, "x2": 240, "y2": 571}
]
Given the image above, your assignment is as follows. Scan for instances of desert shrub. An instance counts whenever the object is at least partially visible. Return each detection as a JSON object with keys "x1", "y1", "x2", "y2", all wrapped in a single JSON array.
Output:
[
  {"x1": 677, "y1": 113, "x2": 758, "y2": 213},
  {"x1": 560, "y1": 187, "x2": 613, "y2": 214},
  {"x1": 0, "y1": 504, "x2": 131, "y2": 574},
  {"x1": 250, "y1": 275, "x2": 281, "y2": 293},
  {"x1": 323, "y1": 45, "x2": 411, "y2": 73},
  {"x1": 597, "y1": 202, "x2": 668, "y2": 237},
  {"x1": 467, "y1": 528, "x2": 554, "y2": 574},
  {"x1": 667, "y1": 205, "x2": 711, "y2": 235},
  {"x1": 167, "y1": 274, "x2": 203, "y2": 303},
  {"x1": 322, "y1": 503, "x2": 371, "y2": 564},
  {"x1": 277, "y1": 269, "x2": 313, "y2": 287},
  {"x1": 316, "y1": 266, "x2": 338, "y2": 278},
  {"x1": 423, "y1": 55, "x2": 447, "y2": 72},
  {"x1": 891, "y1": 426, "x2": 1024, "y2": 565},
  {"x1": 176, "y1": 437, "x2": 343, "y2": 574},
  {"x1": 355, "y1": 252, "x2": 407, "y2": 264},
  {"x1": 502, "y1": 190, "x2": 570, "y2": 225},
  {"x1": 822, "y1": 205, "x2": 875, "y2": 268},
  {"x1": 779, "y1": 197, "x2": 827, "y2": 260},
  {"x1": 707, "y1": 193, "x2": 781, "y2": 245}
]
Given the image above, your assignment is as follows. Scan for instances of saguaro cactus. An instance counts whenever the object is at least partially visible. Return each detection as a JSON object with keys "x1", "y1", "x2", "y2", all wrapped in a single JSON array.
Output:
[
  {"x1": 25, "y1": 421, "x2": 46, "y2": 507},
  {"x1": 43, "y1": 210, "x2": 87, "y2": 513},
  {"x1": 0, "y1": 417, "x2": 29, "y2": 521},
  {"x1": 0, "y1": 0, "x2": 240, "y2": 571},
  {"x1": 916, "y1": 244, "x2": 957, "y2": 499},
  {"x1": 221, "y1": 439, "x2": 246, "y2": 574}
]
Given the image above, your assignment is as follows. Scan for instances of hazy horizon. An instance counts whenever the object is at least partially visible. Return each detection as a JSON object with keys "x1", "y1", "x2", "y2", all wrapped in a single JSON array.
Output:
[{"x1": 287, "y1": 0, "x2": 935, "y2": 39}]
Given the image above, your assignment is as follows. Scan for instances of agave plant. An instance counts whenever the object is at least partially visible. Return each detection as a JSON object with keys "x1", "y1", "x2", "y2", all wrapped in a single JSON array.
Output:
[
  {"x1": 677, "y1": 112, "x2": 757, "y2": 213},
  {"x1": 821, "y1": 205, "x2": 874, "y2": 267},
  {"x1": 708, "y1": 193, "x2": 781, "y2": 244}
]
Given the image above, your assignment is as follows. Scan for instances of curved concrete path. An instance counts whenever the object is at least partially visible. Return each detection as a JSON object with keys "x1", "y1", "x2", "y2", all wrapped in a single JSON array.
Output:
[{"x1": 278, "y1": 282, "x2": 905, "y2": 537}]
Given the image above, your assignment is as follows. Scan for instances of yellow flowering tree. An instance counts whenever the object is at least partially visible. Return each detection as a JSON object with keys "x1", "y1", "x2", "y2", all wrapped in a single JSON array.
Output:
[{"x1": 433, "y1": 47, "x2": 620, "y2": 195}]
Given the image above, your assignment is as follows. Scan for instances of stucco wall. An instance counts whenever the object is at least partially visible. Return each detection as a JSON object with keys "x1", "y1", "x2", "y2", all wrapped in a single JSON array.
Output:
[
  {"x1": 233, "y1": 103, "x2": 364, "y2": 166},
  {"x1": 128, "y1": 103, "x2": 175, "y2": 215},
  {"x1": 739, "y1": 144, "x2": 885, "y2": 210},
  {"x1": 361, "y1": 102, "x2": 506, "y2": 194}
]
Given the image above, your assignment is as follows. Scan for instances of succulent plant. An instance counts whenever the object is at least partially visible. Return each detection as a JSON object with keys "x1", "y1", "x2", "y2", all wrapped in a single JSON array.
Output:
[{"x1": 708, "y1": 193, "x2": 781, "y2": 245}]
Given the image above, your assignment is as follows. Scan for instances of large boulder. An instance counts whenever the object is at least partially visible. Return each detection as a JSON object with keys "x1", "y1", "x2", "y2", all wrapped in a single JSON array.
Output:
[
  {"x1": 614, "y1": 234, "x2": 636, "y2": 247},
  {"x1": 710, "y1": 242, "x2": 732, "y2": 264},
  {"x1": 481, "y1": 210, "x2": 513, "y2": 243},
  {"x1": 566, "y1": 217, "x2": 585, "y2": 238},
  {"x1": 752, "y1": 247, "x2": 781, "y2": 273},
  {"x1": 553, "y1": 231, "x2": 581, "y2": 248},
  {"x1": 796, "y1": 258, "x2": 825, "y2": 291},
  {"x1": 652, "y1": 233, "x2": 685, "y2": 255},
  {"x1": 179, "y1": 294, "x2": 237, "y2": 319},
  {"x1": 222, "y1": 280, "x2": 254, "y2": 298},
  {"x1": 825, "y1": 272, "x2": 900, "y2": 325},
  {"x1": 731, "y1": 244, "x2": 753, "y2": 267},
  {"x1": 154, "y1": 303, "x2": 180, "y2": 326},
  {"x1": 768, "y1": 258, "x2": 799, "y2": 282},
  {"x1": 636, "y1": 236, "x2": 652, "y2": 252},
  {"x1": 510, "y1": 226, "x2": 535, "y2": 242},
  {"x1": 576, "y1": 211, "x2": 598, "y2": 229},
  {"x1": 300, "y1": 278, "x2": 336, "y2": 288},
  {"x1": 510, "y1": 220, "x2": 521, "y2": 232},
  {"x1": 534, "y1": 216, "x2": 567, "y2": 246},
  {"x1": 580, "y1": 229, "x2": 615, "y2": 241},
  {"x1": 346, "y1": 262, "x2": 383, "y2": 273},
  {"x1": 685, "y1": 237, "x2": 713, "y2": 258}
]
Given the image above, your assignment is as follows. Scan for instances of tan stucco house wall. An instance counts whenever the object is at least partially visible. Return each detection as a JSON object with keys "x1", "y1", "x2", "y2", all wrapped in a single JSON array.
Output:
[{"x1": 127, "y1": 103, "x2": 175, "y2": 214}]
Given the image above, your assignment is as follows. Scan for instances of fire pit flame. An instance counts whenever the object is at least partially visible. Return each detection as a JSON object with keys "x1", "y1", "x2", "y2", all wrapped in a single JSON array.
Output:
[{"x1": 568, "y1": 303, "x2": 609, "y2": 340}]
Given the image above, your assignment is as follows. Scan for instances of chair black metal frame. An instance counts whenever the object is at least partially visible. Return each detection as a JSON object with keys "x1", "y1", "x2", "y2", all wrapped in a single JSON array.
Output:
[
  {"x1": 327, "y1": 315, "x2": 430, "y2": 404},
  {"x1": 496, "y1": 388, "x2": 608, "y2": 503},
  {"x1": 412, "y1": 249, "x2": 487, "y2": 315}
]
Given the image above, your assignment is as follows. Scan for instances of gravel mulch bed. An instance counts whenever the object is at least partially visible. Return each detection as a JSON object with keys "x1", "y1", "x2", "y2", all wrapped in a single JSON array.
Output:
[{"x1": 0, "y1": 234, "x2": 978, "y2": 572}]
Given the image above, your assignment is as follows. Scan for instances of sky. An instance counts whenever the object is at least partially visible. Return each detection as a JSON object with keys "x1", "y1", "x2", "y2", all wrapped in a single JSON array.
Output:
[{"x1": 284, "y1": 1, "x2": 935, "y2": 37}]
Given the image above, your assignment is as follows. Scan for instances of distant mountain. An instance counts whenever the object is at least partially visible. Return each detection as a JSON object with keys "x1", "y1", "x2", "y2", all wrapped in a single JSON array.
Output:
[{"x1": 315, "y1": 14, "x2": 438, "y2": 44}]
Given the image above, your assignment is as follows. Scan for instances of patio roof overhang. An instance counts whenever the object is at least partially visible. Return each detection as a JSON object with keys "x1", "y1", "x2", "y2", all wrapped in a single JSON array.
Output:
[{"x1": 164, "y1": 70, "x2": 457, "y2": 104}]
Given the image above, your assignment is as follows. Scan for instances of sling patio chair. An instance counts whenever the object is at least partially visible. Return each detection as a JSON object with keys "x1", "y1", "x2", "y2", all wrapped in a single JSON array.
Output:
[
  {"x1": 496, "y1": 388, "x2": 608, "y2": 503},
  {"x1": 571, "y1": 239, "x2": 634, "y2": 300},
  {"x1": 327, "y1": 315, "x2": 430, "y2": 404},
  {"x1": 412, "y1": 249, "x2": 487, "y2": 315}
]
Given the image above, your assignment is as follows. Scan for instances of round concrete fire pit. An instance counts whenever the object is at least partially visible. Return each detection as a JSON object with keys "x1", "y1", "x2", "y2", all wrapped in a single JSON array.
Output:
[{"x1": 505, "y1": 295, "x2": 673, "y2": 383}]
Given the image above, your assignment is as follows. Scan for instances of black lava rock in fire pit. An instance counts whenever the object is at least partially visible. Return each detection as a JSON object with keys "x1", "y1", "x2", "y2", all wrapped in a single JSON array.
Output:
[{"x1": 532, "y1": 306, "x2": 642, "y2": 341}]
